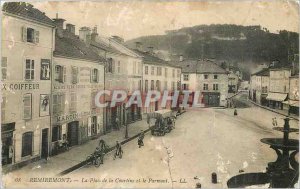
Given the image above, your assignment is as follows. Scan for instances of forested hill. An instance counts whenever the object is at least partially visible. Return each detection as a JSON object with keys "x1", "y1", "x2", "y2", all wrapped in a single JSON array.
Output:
[{"x1": 125, "y1": 24, "x2": 299, "y2": 65}]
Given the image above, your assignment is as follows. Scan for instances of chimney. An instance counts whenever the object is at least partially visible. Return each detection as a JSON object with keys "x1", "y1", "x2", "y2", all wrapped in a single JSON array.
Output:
[
  {"x1": 148, "y1": 46, "x2": 154, "y2": 54},
  {"x1": 66, "y1": 23, "x2": 75, "y2": 34},
  {"x1": 52, "y1": 16, "x2": 65, "y2": 38},
  {"x1": 135, "y1": 42, "x2": 142, "y2": 51},
  {"x1": 179, "y1": 55, "x2": 183, "y2": 62},
  {"x1": 79, "y1": 26, "x2": 91, "y2": 42},
  {"x1": 91, "y1": 25, "x2": 98, "y2": 41}
]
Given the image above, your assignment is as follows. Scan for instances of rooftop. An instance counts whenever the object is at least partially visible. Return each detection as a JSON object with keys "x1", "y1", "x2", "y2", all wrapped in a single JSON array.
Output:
[
  {"x1": 2, "y1": 2, "x2": 55, "y2": 27},
  {"x1": 54, "y1": 30, "x2": 106, "y2": 63},
  {"x1": 251, "y1": 68, "x2": 270, "y2": 76},
  {"x1": 169, "y1": 59, "x2": 227, "y2": 74}
]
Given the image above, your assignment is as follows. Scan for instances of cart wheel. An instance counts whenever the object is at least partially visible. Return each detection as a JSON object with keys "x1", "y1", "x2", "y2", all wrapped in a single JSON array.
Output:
[
  {"x1": 86, "y1": 155, "x2": 92, "y2": 165},
  {"x1": 95, "y1": 157, "x2": 101, "y2": 167}
]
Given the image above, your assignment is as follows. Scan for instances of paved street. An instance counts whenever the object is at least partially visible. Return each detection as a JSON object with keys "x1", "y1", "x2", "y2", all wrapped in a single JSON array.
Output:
[{"x1": 2, "y1": 93, "x2": 299, "y2": 188}]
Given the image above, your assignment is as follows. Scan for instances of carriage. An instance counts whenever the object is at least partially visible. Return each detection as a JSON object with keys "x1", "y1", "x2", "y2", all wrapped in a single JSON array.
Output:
[{"x1": 147, "y1": 109, "x2": 176, "y2": 136}]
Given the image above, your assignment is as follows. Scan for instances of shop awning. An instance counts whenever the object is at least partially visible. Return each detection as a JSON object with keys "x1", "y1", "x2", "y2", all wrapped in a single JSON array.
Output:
[
  {"x1": 283, "y1": 100, "x2": 299, "y2": 107},
  {"x1": 266, "y1": 93, "x2": 287, "y2": 102}
]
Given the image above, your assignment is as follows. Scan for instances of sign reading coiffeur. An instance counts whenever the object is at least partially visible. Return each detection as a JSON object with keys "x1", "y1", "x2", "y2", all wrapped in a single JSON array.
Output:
[{"x1": 2, "y1": 83, "x2": 40, "y2": 90}]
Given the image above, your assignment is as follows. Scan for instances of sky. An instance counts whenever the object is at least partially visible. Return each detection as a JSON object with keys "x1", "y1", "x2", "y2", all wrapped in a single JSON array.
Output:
[{"x1": 32, "y1": 0, "x2": 300, "y2": 40}]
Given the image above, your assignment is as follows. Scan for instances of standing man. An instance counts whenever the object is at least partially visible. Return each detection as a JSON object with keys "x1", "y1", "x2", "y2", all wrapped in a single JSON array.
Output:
[
  {"x1": 138, "y1": 130, "x2": 145, "y2": 148},
  {"x1": 115, "y1": 117, "x2": 120, "y2": 130}
]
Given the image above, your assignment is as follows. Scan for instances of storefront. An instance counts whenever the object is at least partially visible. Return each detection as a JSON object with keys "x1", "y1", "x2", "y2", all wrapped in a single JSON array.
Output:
[
  {"x1": 266, "y1": 92, "x2": 287, "y2": 110},
  {"x1": 1, "y1": 123, "x2": 15, "y2": 166},
  {"x1": 202, "y1": 92, "x2": 220, "y2": 107}
]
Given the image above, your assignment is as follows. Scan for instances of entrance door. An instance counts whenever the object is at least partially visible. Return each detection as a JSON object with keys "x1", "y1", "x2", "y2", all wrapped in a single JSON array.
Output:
[
  {"x1": 67, "y1": 121, "x2": 79, "y2": 147},
  {"x1": 41, "y1": 128, "x2": 48, "y2": 159}
]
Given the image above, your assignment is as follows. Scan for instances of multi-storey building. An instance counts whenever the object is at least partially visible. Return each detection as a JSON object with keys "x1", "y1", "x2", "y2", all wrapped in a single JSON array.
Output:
[
  {"x1": 172, "y1": 58, "x2": 228, "y2": 107},
  {"x1": 1, "y1": 2, "x2": 56, "y2": 168},
  {"x1": 132, "y1": 44, "x2": 181, "y2": 113},
  {"x1": 250, "y1": 68, "x2": 269, "y2": 106},
  {"x1": 285, "y1": 74, "x2": 299, "y2": 115},
  {"x1": 89, "y1": 29, "x2": 143, "y2": 131},
  {"x1": 51, "y1": 18, "x2": 105, "y2": 154},
  {"x1": 267, "y1": 67, "x2": 291, "y2": 109}
]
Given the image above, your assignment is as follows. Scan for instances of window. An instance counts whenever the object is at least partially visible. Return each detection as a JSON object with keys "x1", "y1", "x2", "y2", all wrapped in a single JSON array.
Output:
[
  {"x1": 183, "y1": 74, "x2": 189, "y2": 81},
  {"x1": 165, "y1": 68, "x2": 168, "y2": 77},
  {"x1": 172, "y1": 81, "x2": 175, "y2": 91},
  {"x1": 25, "y1": 59, "x2": 34, "y2": 80},
  {"x1": 133, "y1": 61, "x2": 136, "y2": 74},
  {"x1": 91, "y1": 68, "x2": 98, "y2": 83},
  {"x1": 183, "y1": 84, "x2": 189, "y2": 90},
  {"x1": 157, "y1": 67, "x2": 162, "y2": 76},
  {"x1": 2, "y1": 57, "x2": 7, "y2": 80},
  {"x1": 204, "y1": 74, "x2": 208, "y2": 79},
  {"x1": 70, "y1": 92, "x2": 77, "y2": 112},
  {"x1": 177, "y1": 69, "x2": 180, "y2": 78},
  {"x1": 214, "y1": 75, "x2": 218, "y2": 79},
  {"x1": 52, "y1": 125, "x2": 61, "y2": 142},
  {"x1": 172, "y1": 69, "x2": 175, "y2": 78},
  {"x1": 145, "y1": 66, "x2": 148, "y2": 75},
  {"x1": 203, "y1": 84, "x2": 208, "y2": 90},
  {"x1": 213, "y1": 84, "x2": 219, "y2": 90},
  {"x1": 72, "y1": 66, "x2": 79, "y2": 84},
  {"x1": 117, "y1": 61, "x2": 121, "y2": 73},
  {"x1": 145, "y1": 80, "x2": 148, "y2": 92},
  {"x1": 91, "y1": 91, "x2": 97, "y2": 109},
  {"x1": 22, "y1": 132, "x2": 33, "y2": 157},
  {"x1": 151, "y1": 80, "x2": 154, "y2": 90},
  {"x1": 1, "y1": 97, "x2": 6, "y2": 122},
  {"x1": 40, "y1": 59, "x2": 50, "y2": 80},
  {"x1": 23, "y1": 94, "x2": 32, "y2": 120},
  {"x1": 151, "y1": 66, "x2": 154, "y2": 75},
  {"x1": 156, "y1": 80, "x2": 161, "y2": 91},
  {"x1": 22, "y1": 27, "x2": 39, "y2": 43},
  {"x1": 91, "y1": 116, "x2": 97, "y2": 135},
  {"x1": 55, "y1": 65, "x2": 66, "y2": 83},
  {"x1": 53, "y1": 94, "x2": 65, "y2": 115},
  {"x1": 164, "y1": 81, "x2": 168, "y2": 90},
  {"x1": 107, "y1": 58, "x2": 113, "y2": 73}
]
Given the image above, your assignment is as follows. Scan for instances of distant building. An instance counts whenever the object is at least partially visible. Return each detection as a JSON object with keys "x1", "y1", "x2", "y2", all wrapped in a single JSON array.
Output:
[
  {"x1": 250, "y1": 68, "x2": 269, "y2": 106},
  {"x1": 51, "y1": 18, "x2": 105, "y2": 154},
  {"x1": 284, "y1": 74, "x2": 299, "y2": 115},
  {"x1": 228, "y1": 72, "x2": 239, "y2": 93},
  {"x1": 132, "y1": 43, "x2": 181, "y2": 113},
  {"x1": 267, "y1": 67, "x2": 291, "y2": 110},
  {"x1": 171, "y1": 58, "x2": 228, "y2": 107},
  {"x1": 1, "y1": 2, "x2": 56, "y2": 168}
]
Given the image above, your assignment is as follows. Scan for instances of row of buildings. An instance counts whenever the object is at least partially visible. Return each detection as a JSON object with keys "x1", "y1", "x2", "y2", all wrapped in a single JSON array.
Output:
[
  {"x1": 250, "y1": 62, "x2": 299, "y2": 115},
  {"x1": 1, "y1": 2, "x2": 233, "y2": 170}
]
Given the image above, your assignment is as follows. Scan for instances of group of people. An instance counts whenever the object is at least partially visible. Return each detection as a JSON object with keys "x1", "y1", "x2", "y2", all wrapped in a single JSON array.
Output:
[{"x1": 93, "y1": 130, "x2": 146, "y2": 163}]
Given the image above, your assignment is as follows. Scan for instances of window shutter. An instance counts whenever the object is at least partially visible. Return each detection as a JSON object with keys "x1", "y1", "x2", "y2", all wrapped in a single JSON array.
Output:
[
  {"x1": 22, "y1": 26, "x2": 27, "y2": 42},
  {"x1": 87, "y1": 117, "x2": 91, "y2": 137},
  {"x1": 23, "y1": 94, "x2": 32, "y2": 120},
  {"x1": 96, "y1": 69, "x2": 99, "y2": 83},
  {"x1": 97, "y1": 116, "x2": 101, "y2": 134},
  {"x1": 35, "y1": 30, "x2": 39, "y2": 43},
  {"x1": 112, "y1": 60, "x2": 115, "y2": 73},
  {"x1": 90, "y1": 69, "x2": 93, "y2": 83},
  {"x1": 63, "y1": 66, "x2": 67, "y2": 83}
]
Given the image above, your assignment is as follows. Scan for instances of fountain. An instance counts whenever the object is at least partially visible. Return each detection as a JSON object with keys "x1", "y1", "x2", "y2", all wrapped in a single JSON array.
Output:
[{"x1": 227, "y1": 117, "x2": 299, "y2": 188}]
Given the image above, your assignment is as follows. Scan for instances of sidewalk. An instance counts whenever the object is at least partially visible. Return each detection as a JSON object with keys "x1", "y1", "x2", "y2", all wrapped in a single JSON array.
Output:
[
  {"x1": 2, "y1": 119, "x2": 150, "y2": 177},
  {"x1": 249, "y1": 100, "x2": 299, "y2": 121}
]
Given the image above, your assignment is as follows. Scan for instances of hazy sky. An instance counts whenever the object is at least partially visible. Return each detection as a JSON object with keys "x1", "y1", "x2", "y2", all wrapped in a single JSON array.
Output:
[{"x1": 32, "y1": 0, "x2": 299, "y2": 40}]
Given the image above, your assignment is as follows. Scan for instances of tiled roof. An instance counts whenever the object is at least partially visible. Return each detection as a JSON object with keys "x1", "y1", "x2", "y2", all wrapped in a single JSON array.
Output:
[
  {"x1": 251, "y1": 68, "x2": 270, "y2": 76},
  {"x1": 54, "y1": 30, "x2": 106, "y2": 63},
  {"x1": 132, "y1": 49, "x2": 181, "y2": 68},
  {"x1": 90, "y1": 40, "x2": 124, "y2": 55},
  {"x1": 169, "y1": 59, "x2": 227, "y2": 74},
  {"x1": 2, "y1": 2, "x2": 55, "y2": 27}
]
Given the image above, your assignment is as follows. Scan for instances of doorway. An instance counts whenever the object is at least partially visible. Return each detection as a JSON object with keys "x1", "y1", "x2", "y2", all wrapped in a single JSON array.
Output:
[
  {"x1": 41, "y1": 128, "x2": 49, "y2": 159},
  {"x1": 67, "y1": 121, "x2": 79, "y2": 147}
]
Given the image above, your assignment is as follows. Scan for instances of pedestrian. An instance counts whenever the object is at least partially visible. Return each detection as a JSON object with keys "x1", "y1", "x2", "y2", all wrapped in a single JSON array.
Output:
[
  {"x1": 115, "y1": 117, "x2": 120, "y2": 130},
  {"x1": 272, "y1": 117, "x2": 278, "y2": 126},
  {"x1": 234, "y1": 108, "x2": 238, "y2": 116},
  {"x1": 113, "y1": 141, "x2": 123, "y2": 160},
  {"x1": 138, "y1": 130, "x2": 144, "y2": 148}
]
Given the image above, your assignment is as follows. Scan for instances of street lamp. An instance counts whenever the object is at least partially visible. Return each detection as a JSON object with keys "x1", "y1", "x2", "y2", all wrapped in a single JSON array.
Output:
[{"x1": 124, "y1": 104, "x2": 129, "y2": 139}]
